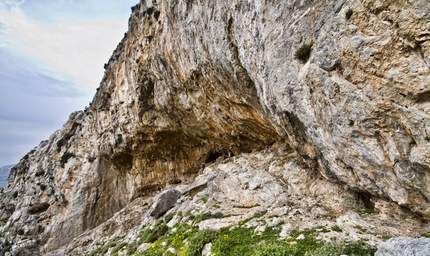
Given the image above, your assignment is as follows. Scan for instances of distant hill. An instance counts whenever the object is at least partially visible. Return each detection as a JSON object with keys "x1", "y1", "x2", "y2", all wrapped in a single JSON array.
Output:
[{"x1": 0, "y1": 164, "x2": 15, "y2": 188}]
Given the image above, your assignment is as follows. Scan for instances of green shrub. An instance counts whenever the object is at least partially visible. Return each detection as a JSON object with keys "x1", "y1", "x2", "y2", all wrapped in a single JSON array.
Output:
[
  {"x1": 211, "y1": 227, "x2": 258, "y2": 256},
  {"x1": 308, "y1": 240, "x2": 376, "y2": 256},
  {"x1": 56, "y1": 138, "x2": 66, "y2": 151},
  {"x1": 331, "y1": 225, "x2": 343, "y2": 232},
  {"x1": 124, "y1": 211, "x2": 376, "y2": 256},
  {"x1": 89, "y1": 236, "x2": 124, "y2": 256},
  {"x1": 346, "y1": 9, "x2": 353, "y2": 20},
  {"x1": 138, "y1": 221, "x2": 169, "y2": 243},
  {"x1": 188, "y1": 229, "x2": 219, "y2": 256},
  {"x1": 355, "y1": 208, "x2": 374, "y2": 214},
  {"x1": 0, "y1": 219, "x2": 6, "y2": 226},
  {"x1": 111, "y1": 242, "x2": 127, "y2": 256},
  {"x1": 253, "y1": 210, "x2": 268, "y2": 218},
  {"x1": 60, "y1": 152, "x2": 75, "y2": 167},
  {"x1": 164, "y1": 212, "x2": 175, "y2": 223},
  {"x1": 193, "y1": 212, "x2": 224, "y2": 223},
  {"x1": 294, "y1": 41, "x2": 314, "y2": 63},
  {"x1": 233, "y1": 204, "x2": 260, "y2": 209},
  {"x1": 421, "y1": 231, "x2": 430, "y2": 238}
]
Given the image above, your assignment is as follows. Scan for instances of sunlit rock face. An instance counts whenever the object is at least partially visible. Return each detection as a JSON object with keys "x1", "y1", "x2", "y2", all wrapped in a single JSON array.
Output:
[{"x1": 0, "y1": 0, "x2": 429, "y2": 254}]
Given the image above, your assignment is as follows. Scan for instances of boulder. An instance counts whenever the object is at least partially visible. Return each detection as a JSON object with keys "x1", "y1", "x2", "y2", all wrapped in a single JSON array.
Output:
[
  {"x1": 375, "y1": 237, "x2": 430, "y2": 256},
  {"x1": 148, "y1": 189, "x2": 181, "y2": 218}
]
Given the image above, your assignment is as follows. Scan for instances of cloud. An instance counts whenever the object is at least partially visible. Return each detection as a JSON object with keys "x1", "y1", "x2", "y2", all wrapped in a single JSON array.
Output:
[
  {"x1": 0, "y1": 0, "x2": 137, "y2": 166},
  {"x1": 0, "y1": 49, "x2": 86, "y2": 97},
  {"x1": 0, "y1": 7, "x2": 128, "y2": 91},
  {"x1": 0, "y1": 0, "x2": 25, "y2": 10}
]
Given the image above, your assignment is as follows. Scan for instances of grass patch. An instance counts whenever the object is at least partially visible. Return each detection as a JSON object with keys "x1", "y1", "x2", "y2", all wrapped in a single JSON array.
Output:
[
  {"x1": 211, "y1": 226, "x2": 277, "y2": 256},
  {"x1": 111, "y1": 242, "x2": 127, "y2": 256},
  {"x1": 233, "y1": 204, "x2": 260, "y2": 209},
  {"x1": 96, "y1": 212, "x2": 376, "y2": 256},
  {"x1": 89, "y1": 236, "x2": 124, "y2": 256},
  {"x1": 211, "y1": 226, "x2": 376, "y2": 256},
  {"x1": 164, "y1": 212, "x2": 175, "y2": 223},
  {"x1": 331, "y1": 225, "x2": 343, "y2": 232},
  {"x1": 310, "y1": 239, "x2": 376, "y2": 256},
  {"x1": 421, "y1": 231, "x2": 430, "y2": 238},
  {"x1": 138, "y1": 221, "x2": 169, "y2": 244},
  {"x1": 193, "y1": 212, "x2": 225, "y2": 223},
  {"x1": 355, "y1": 208, "x2": 374, "y2": 215},
  {"x1": 252, "y1": 210, "x2": 268, "y2": 219},
  {"x1": 354, "y1": 225, "x2": 366, "y2": 232},
  {"x1": 0, "y1": 219, "x2": 7, "y2": 226},
  {"x1": 188, "y1": 229, "x2": 219, "y2": 256}
]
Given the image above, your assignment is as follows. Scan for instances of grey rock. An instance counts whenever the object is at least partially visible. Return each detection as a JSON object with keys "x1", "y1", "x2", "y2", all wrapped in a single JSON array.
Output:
[
  {"x1": 375, "y1": 237, "x2": 430, "y2": 256},
  {"x1": 202, "y1": 243, "x2": 212, "y2": 256},
  {"x1": 148, "y1": 189, "x2": 181, "y2": 218}
]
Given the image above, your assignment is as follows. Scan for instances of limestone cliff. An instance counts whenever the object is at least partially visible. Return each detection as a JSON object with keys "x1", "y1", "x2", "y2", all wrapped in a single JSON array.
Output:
[{"x1": 0, "y1": 0, "x2": 429, "y2": 254}]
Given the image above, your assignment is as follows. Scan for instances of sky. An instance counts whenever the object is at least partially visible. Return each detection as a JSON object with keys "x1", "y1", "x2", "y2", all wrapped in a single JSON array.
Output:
[{"x1": 0, "y1": 0, "x2": 138, "y2": 167}]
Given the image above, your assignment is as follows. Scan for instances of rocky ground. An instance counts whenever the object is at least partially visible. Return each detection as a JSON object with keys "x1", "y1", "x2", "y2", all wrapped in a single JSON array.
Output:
[{"x1": 44, "y1": 143, "x2": 429, "y2": 255}]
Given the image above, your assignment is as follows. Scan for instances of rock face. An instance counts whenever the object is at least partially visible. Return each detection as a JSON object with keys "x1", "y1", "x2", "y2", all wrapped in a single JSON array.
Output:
[
  {"x1": 0, "y1": 0, "x2": 429, "y2": 254},
  {"x1": 375, "y1": 237, "x2": 430, "y2": 256},
  {"x1": 46, "y1": 146, "x2": 428, "y2": 255}
]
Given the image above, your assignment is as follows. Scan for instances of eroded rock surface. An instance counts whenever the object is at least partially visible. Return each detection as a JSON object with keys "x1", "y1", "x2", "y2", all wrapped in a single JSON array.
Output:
[
  {"x1": 0, "y1": 0, "x2": 429, "y2": 254},
  {"x1": 375, "y1": 237, "x2": 430, "y2": 256},
  {"x1": 48, "y1": 146, "x2": 428, "y2": 255}
]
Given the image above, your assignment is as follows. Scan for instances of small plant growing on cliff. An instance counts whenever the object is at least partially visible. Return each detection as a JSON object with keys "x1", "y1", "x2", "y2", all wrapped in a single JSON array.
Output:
[
  {"x1": 345, "y1": 9, "x2": 354, "y2": 20},
  {"x1": 56, "y1": 139, "x2": 65, "y2": 151},
  {"x1": 331, "y1": 225, "x2": 343, "y2": 232},
  {"x1": 60, "y1": 152, "x2": 75, "y2": 167},
  {"x1": 294, "y1": 41, "x2": 314, "y2": 63}
]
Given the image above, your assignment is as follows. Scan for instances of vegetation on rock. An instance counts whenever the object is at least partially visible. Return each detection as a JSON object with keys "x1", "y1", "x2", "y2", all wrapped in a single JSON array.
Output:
[
  {"x1": 346, "y1": 9, "x2": 354, "y2": 20},
  {"x1": 60, "y1": 152, "x2": 75, "y2": 167},
  {"x1": 89, "y1": 211, "x2": 376, "y2": 256},
  {"x1": 294, "y1": 41, "x2": 313, "y2": 63}
]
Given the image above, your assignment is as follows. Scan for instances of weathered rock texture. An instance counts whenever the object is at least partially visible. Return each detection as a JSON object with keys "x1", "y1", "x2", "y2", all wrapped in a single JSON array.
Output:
[
  {"x1": 0, "y1": 0, "x2": 429, "y2": 254},
  {"x1": 46, "y1": 145, "x2": 429, "y2": 255},
  {"x1": 375, "y1": 237, "x2": 430, "y2": 256}
]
